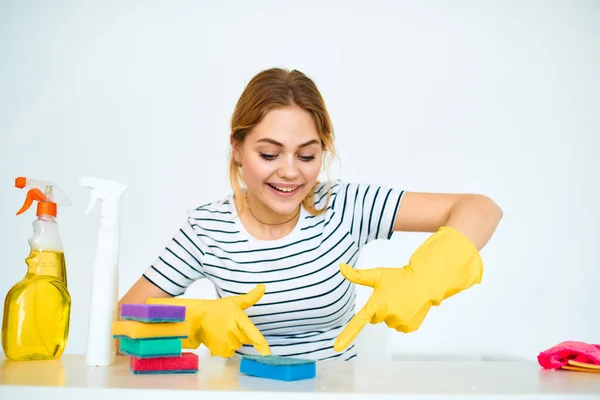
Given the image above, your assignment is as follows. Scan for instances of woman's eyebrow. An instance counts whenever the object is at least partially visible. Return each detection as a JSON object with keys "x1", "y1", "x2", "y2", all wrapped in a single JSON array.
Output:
[{"x1": 256, "y1": 138, "x2": 320, "y2": 148}]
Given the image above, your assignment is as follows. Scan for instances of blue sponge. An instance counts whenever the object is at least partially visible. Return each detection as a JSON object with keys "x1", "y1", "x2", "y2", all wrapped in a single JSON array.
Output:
[{"x1": 240, "y1": 355, "x2": 316, "y2": 381}]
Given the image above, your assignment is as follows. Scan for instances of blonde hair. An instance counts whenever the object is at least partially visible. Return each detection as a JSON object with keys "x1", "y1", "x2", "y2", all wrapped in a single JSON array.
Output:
[{"x1": 229, "y1": 68, "x2": 337, "y2": 215}]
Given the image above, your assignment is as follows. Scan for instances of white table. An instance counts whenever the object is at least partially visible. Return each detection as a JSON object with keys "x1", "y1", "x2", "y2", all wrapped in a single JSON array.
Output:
[{"x1": 1, "y1": 354, "x2": 599, "y2": 399}]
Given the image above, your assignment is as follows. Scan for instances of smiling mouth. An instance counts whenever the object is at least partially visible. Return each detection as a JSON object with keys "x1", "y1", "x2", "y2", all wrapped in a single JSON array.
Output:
[{"x1": 267, "y1": 183, "x2": 302, "y2": 193}]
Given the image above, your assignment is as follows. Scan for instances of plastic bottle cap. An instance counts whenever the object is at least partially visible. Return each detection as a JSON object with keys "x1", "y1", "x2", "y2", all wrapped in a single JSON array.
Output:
[{"x1": 37, "y1": 202, "x2": 57, "y2": 217}]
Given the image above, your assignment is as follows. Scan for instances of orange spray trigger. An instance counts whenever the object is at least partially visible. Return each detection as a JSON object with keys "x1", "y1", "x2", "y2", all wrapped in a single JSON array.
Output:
[
  {"x1": 17, "y1": 189, "x2": 48, "y2": 215},
  {"x1": 14, "y1": 176, "x2": 69, "y2": 217}
]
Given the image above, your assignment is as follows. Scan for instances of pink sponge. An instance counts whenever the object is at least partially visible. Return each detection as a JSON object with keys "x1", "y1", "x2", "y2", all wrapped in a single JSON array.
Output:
[
  {"x1": 130, "y1": 352, "x2": 199, "y2": 374},
  {"x1": 538, "y1": 341, "x2": 600, "y2": 369}
]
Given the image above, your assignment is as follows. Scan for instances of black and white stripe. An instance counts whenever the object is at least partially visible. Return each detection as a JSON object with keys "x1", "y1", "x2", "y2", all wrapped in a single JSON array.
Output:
[{"x1": 144, "y1": 179, "x2": 404, "y2": 361}]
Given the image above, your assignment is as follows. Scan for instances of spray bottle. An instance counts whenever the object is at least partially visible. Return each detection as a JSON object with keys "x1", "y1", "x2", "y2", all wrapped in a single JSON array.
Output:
[
  {"x1": 2, "y1": 177, "x2": 72, "y2": 361},
  {"x1": 80, "y1": 176, "x2": 128, "y2": 366}
]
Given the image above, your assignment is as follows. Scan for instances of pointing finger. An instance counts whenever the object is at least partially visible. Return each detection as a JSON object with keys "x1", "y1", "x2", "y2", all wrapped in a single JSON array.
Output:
[
  {"x1": 333, "y1": 300, "x2": 376, "y2": 352},
  {"x1": 237, "y1": 312, "x2": 271, "y2": 356}
]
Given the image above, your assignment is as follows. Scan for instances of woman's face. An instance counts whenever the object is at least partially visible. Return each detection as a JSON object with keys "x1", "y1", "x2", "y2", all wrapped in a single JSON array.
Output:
[{"x1": 234, "y1": 105, "x2": 323, "y2": 217}]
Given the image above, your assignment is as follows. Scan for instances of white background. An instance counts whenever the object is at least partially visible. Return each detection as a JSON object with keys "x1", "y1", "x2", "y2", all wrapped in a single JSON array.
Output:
[{"x1": 1, "y1": 0, "x2": 598, "y2": 361}]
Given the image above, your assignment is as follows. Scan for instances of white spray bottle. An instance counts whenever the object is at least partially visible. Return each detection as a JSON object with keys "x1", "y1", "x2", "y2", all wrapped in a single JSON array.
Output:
[{"x1": 80, "y1": 176, "x2": 128, "y2": 366}]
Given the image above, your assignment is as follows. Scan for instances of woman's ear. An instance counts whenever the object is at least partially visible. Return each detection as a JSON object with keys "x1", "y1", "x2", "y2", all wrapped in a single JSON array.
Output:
[{"x1": 231, "y1": 139, "x2": 242, "y2": 165}]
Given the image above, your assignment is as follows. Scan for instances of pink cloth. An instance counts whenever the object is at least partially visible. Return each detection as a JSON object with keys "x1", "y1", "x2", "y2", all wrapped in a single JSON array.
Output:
[{"x1": 538, "y1": 341, "x2": 600, "y2": 369}]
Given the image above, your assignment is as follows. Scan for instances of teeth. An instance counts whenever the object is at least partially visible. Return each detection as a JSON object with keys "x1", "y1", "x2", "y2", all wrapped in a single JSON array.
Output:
[{"x1": 270, "y1": 184, "x2": 297, "y2": 193}]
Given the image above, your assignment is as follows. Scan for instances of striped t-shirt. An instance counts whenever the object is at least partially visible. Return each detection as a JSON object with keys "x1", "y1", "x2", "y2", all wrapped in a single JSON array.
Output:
[{"x1": 143, "y1": 179, "x2": 404, "y2": 361}]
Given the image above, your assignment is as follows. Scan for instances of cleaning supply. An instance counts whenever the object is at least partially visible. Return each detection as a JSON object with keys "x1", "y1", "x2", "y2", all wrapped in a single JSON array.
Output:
[
  {"x1": 121, "y1": 304, "x2": 186, "y2": 323},
  {"x1": 240, "y1": 355, "x2": 316, "y2": 381},
  {"x1": 561, "y1": 361, "x2": 600, "y2": 373},
  {"x1": 147, "y1": 284, "x2": 271, "y2": 356},
  {"x1": 112, "y1": 320, "x2": 189, "y2": 340},
  {"x1": 2, "y1": 176, "x2": 72, "y2": 361},
  {"x1": 114, "y1": 303, "x2": 197, "y2": 375},
  {"x1": 130, "y1": 352, "x2": 199, "y2": 374},
  {"x1": 80, "y1": 176, "x2": 128, "y2": 367},
  {"x1": 118, "y1": 305, "x2": 186, "y2": 358},
  {"x1": 334, "y1": 226, "x2": 483, "y2": 351},
  {"x1": 119, "y1": 336, "x2": 182, "y2": 358},
  {"x1": 538, "y1": 341, "x2": 600, "y2": 370}
]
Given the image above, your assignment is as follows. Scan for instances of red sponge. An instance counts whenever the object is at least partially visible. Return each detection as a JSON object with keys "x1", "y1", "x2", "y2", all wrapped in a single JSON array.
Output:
[{"x1": 130, "y1": 352, "x2": 199, "y2": 374}]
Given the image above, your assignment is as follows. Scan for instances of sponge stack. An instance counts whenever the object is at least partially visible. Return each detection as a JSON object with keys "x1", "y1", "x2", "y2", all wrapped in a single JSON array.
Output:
[{"x1": 112, "y1": 304, "x2": 198, "y2": 374}]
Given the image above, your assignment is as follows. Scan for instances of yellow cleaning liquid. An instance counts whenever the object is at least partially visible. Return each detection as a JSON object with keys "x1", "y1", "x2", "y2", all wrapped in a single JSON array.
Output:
[{"x1": 2, "y1": 249, "x2": 71, "y2": 361}]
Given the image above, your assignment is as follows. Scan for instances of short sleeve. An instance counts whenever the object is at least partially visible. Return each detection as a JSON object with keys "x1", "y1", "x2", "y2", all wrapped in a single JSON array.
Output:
[
  {"x1": 333, "y1": 180, "x2": 405, "y2": 248},
  {"x1": 143, "y1": 218, "x2": 206, "y2": 296}
]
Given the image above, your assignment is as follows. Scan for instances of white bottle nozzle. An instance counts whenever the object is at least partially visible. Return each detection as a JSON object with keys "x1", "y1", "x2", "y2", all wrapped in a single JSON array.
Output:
[
  {"x1": 80, "y1": 176, "x2": 128, "y2": 367},
  {"x1": 80, "y1": 177, "x2": 128, "y2": 218}
]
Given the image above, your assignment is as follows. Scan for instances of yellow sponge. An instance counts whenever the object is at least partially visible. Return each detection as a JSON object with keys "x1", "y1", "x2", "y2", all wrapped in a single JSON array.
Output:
[
  {"x1": 562, "y1": 360, "x2": 600, "y2": 373},
  {"x1": 112, "y1": 320, "x2": 189, "y2": 340}
]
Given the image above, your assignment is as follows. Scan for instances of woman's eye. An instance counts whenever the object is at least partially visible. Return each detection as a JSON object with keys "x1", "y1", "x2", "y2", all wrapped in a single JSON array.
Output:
[
  {"x1": 259, "y1": 153, "x2": 315, "y2": 162},
  {"x1": 260, "y1": 153, "x2": 277, "y2": 161}
]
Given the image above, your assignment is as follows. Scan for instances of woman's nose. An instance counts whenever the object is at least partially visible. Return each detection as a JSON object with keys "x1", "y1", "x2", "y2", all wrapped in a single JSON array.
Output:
[{"x1": 277, "y1": 157, "x2": 299, "y2": 179}]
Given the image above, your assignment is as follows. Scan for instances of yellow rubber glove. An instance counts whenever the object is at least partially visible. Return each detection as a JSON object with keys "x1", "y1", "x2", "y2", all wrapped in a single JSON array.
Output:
[
  {"x1": 334, "y1": 226, "x2": 483, "y2": 351},
  {"x1": 147, "y1": 284, "x2": 271, "y2": 358}
]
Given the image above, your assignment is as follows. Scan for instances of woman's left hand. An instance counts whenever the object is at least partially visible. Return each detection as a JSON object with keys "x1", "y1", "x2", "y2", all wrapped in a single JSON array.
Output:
[
  {"x1": 334, "y1": 226, "x2": 485, "y2": 352},
  {"x1": 333, "y1": 264, "x2": 433, "y2": 352}
]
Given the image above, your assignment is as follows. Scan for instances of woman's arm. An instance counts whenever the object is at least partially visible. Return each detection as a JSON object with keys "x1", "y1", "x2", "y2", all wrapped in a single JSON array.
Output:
[{"x1": 393, "y1": 192, "x2": 503, "y2": 250}]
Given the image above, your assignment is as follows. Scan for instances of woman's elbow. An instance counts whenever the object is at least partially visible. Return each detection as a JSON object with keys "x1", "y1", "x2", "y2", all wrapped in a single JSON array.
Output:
[{"x1": 479, "y1": 194, "x2": 503, "y2": 224}]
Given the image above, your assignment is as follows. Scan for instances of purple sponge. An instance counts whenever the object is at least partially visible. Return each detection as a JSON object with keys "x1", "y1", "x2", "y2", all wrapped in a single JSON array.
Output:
[{"x1": 121, "y1": 304, "x2": 186, "y2": 323}]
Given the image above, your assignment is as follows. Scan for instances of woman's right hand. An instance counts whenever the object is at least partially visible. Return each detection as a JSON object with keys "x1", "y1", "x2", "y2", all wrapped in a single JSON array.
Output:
[{"x1": 147, "y1": 284, "x2": 271, "y2": 358}]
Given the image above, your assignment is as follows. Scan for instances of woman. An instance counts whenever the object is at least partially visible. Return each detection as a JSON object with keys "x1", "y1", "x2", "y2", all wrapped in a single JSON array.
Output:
[{"x1": 119, "y1": 68, "x2": 503, "y2": 362}]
